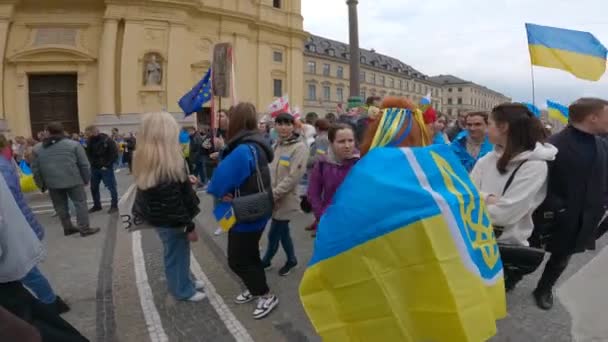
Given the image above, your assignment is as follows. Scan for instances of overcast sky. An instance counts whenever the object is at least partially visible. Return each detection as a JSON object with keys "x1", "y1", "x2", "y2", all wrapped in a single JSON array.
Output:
[{"x1": 302, "y1": 0, "x2": 608, "y2": 107}]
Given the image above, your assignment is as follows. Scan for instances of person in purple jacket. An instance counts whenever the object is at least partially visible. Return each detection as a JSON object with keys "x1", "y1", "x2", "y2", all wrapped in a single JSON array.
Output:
[{"x1": 307, "y1": 124, "x2": 360, "y2": 237}]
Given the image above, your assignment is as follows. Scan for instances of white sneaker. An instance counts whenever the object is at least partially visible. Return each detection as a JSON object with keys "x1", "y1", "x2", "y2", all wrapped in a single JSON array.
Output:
[
  {"x1": 186, "y1": 291, "x2": 206, "y2": 302},
  {"x1": 194, "y1": 280, "x2": 205, "y2": 290},
  {"x1": 214, "y1": 228, "x2": 223, "y2": 236},
  {"x1": 253, "y1": 294, "x2": 279, "y2": 319},
  {"x1": 234, "y1": 290, "x2": 254, "y2": 304}
]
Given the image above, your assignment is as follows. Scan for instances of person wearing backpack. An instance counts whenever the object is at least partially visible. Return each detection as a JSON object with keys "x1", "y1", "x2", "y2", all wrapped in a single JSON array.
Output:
[
  {"x1": 307, "y1": 124, "x2": 360, "y2": 238},
  {"x1": 531, "y1": 98, "x2": 608, "y2": 310},
  {"x1": 470, "y1": 103, "x2": 557, "y2": 292}
]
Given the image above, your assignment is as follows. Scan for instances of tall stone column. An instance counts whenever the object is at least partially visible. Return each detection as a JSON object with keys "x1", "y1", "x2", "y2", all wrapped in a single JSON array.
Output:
[
  {"x1": 98, "y1": 18, "x2": 118, "y2": 115},
  {"x1": 0, "y1": 19, "x2": 9, "y2": 122},
  {"x1": 347, "y1": 0, "x2": 360, "y2": 98}
]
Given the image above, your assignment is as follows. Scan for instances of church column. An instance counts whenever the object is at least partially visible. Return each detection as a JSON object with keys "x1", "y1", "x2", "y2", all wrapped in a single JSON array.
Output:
[
  {"x1": 119, "y1": 20, "x2": 142, "y2": 113},
  {"x1": 98, "y1": 18, "x2": 118, "y2": 115},
  {"x1": 0, "y1": 19, "x2": 10, "y2": 120},
  {"x1": 0, "y1": 3, "x2": 14, "y2": 122},
  {"x1": 166, "y1": 23, "x2": 188, "y2": 113}
]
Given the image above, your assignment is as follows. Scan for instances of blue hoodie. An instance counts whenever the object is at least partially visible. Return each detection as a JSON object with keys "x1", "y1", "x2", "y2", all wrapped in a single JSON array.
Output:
[
  {"x1": 0, "y1": 157, "x2": 45, "y2": 240},
  {"x1": 450, "y1": 131, "x2": 493, "y2": 173}
]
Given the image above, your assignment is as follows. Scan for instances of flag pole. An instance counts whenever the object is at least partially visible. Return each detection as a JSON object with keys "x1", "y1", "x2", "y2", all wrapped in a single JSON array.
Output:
[{"x1": 530, "y1": 64, "x2": 536, "y2": 105}]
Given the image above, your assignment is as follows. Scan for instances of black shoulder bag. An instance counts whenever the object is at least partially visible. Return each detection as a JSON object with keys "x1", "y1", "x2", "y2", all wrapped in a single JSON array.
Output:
[
  {"x1": 231, "y1": 145, "x2": 274, "y2": 223},
  {"x1": 493, "y1": 160, "x2": 545, "y2": 277}
]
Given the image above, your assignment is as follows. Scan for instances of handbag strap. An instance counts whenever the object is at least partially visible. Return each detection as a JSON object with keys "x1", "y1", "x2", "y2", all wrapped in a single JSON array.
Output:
[
  {"x1": 235, "y1": 144, "x2": 265, "y2": 197},
  {"x1": 501, "y1": 160, "x2": 527, "y2": 196}
]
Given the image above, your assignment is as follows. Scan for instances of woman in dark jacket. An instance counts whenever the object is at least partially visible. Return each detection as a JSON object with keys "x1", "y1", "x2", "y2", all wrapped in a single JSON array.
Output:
[
  {"x1": 207, "y1": 103, "x2": 279, "y2": 320},
  {"x1": 132, "y1": 112, "x2": 204, "y2": 302}
]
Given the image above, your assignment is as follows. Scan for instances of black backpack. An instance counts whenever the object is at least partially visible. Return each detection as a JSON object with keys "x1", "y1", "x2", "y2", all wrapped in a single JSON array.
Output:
[{"x1": 497, "y1": 160, "x2": 555, "y2": 248}]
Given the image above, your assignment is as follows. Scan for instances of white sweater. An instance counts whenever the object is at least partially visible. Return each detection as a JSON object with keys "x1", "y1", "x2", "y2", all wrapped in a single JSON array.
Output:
[{"x1": 471, "y1": 142, "x2": 558, "y2": 246}]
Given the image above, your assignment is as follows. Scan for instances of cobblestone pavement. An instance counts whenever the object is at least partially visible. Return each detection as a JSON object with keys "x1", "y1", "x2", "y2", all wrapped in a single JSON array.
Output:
[{"x1": 29, "y1": 171, "x2": 608, "y2": 341}]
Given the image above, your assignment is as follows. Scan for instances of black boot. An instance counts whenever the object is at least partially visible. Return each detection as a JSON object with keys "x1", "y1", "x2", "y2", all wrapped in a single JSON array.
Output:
[
  {"x1": 533, "y1": 288, "x2": 554, "y2": 310},
  {"x1": 54, "y1": 296, "x2": 71, "y2": 314},
  {"x1": 60, "y1": 218, "x2": 80, "y2": 236},
  {"x1": 80, "y1": 226, "x2": 101, "y2": 237},
  {"x1": 43, "y1": 296, "x2": 70, "y2": 314}
]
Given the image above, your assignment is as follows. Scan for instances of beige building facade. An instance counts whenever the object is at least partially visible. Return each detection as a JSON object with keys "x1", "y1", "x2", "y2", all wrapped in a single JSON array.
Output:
[
  {"x1": 303, "y1": 35, "x2": 442, "y2": 116},
  {"x1": 0, "y1": 0, "x2": 305, "y2": 137},
  {"x1": 429, "y1": 74, "x2": 511, "y2": 119}
]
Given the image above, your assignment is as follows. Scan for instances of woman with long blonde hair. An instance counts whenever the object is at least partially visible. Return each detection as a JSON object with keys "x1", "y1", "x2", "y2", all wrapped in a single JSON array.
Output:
[{"x1": 132, "y1": 112, "x2": 206, "y2": 302}]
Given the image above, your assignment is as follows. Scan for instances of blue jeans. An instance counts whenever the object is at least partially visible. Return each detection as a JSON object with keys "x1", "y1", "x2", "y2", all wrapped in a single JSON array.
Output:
[
  {"x1": 194, "y1": 159, "x2": 207, "y2": 184},
  {"x1": 262, "y1": 219, "x2": 297, "y2": 265},
  {"x1": 156, "y1": 228, "x2": 196, "y2": 300},
  {"x1": 91, "y1": 167, "x2": 118, "y2": 208},
  {"x1": 21, "y1": 266, "x2": 57, "y2": 304}
]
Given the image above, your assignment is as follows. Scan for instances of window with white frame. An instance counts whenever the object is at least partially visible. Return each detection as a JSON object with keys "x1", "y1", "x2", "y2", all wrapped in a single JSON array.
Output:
[
  {"x1": 337, "y1": 87, "x2": 344, "y2": 102},
  {"x1": 308, "y1": 84, "x2": 316, "y2": 100},
  {"x1": 323, "y1": 86, "x2": 331, "y2": 101},
  {"x1": 307, "y1": 61, "x2": 316, "y2": 74}
]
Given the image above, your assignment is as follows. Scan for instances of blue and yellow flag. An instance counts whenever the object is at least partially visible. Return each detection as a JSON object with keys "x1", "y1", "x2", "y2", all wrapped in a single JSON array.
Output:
[
  {"x1": 547, "y1": 100, "x2": 569, "y2": 125},
  {"x1": 526, "y1": 23, "x2": 608, "y2": 81},
  {"x1": 523, "y1": 102, "x2": 541, "y2": 118},
  {"x1": 299, "y1": 145, "x2": 506, "y2": 342},
  {"x1": 213, "y1": 202, "x2": 236, "y2": 232}
]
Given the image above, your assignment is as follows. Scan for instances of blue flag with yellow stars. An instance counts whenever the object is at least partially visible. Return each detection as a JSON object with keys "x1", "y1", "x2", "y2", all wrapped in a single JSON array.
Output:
[
  {"x1": 299, "y1": 144, "x2": 506, "y2": 342},
  {"x1": 178, "y1": 68, "x2": 212, "y2": 116}
]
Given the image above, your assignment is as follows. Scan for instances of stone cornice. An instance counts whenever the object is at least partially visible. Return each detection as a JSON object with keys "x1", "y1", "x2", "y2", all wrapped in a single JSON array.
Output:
[{"x1": 103, "y1": 2, "x2": 305, "y2": 40}]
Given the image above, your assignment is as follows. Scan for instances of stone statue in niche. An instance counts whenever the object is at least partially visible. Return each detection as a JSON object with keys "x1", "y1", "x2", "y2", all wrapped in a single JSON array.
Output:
[{"x1": 144, "y1": 54, "x2": 162, "y2": 86}]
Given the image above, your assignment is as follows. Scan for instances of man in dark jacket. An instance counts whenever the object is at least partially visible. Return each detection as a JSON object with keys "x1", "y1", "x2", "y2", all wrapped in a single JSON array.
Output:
[
  {"x1": 32, "y1": 122, "x2": 99, "y2": 237},
  {"x1": 85, "y1": 125, "x2": 118, "y2": 213},
  {"x1": 533, "y1": 98, "x2": 608, "y2": 310},
  {"x1": 187, "y1": 126, "x2": 205, "y2": 187}
]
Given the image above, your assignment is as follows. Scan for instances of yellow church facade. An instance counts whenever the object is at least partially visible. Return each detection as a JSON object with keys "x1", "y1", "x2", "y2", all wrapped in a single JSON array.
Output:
[{"x1": 0, "y1": 0, "x2": 306, "y2": 136}]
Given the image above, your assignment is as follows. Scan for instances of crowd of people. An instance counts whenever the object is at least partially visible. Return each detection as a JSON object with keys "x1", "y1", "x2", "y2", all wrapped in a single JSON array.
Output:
[{"x1": 1, "y1": 95, "x2": 608, "y2": 340}]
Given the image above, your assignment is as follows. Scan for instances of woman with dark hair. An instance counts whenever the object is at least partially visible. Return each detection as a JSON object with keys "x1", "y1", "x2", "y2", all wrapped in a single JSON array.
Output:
[
  {"x1": 206, "y1": 102, "x2": 278, "y2": 319},
  {"x1": 471, "y1": 103, "x2": 557, "y2": 291}
]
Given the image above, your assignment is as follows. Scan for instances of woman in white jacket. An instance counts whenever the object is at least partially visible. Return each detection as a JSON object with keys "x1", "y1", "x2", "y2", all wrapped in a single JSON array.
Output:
[{"x1": 471, "y1": 103, "x2": 558, "y2": 291}]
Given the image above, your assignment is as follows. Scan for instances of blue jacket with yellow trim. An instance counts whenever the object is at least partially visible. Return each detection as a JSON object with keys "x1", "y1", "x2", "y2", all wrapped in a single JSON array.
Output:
[{"x1": 450, "y1": 132, "x2": 493, "y2": 173}]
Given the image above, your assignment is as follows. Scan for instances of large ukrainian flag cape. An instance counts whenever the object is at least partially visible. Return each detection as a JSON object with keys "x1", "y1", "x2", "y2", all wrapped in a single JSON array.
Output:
[{"x1": 299, "y1": 144, "x2": 506, "y2": 342}]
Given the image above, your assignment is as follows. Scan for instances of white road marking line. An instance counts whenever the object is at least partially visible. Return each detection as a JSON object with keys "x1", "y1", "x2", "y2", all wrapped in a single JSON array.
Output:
[
  {"x1": 30, "y1": 199, "x2": 111, "y2": 209},
  {"x1": 32, "y1": 200, "x2": 112, "y2": 214},
  {"x1": 190, "y1": 252, "x2": 255, "y2": 342},
  {"x1": 132, "y1": 231, "x2": 169, "y2": 342}
]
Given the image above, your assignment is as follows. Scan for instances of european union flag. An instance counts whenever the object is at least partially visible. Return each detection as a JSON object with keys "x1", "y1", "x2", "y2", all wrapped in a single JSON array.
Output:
[
  {"x1": 523, "y1": 102, "x2": 541, "y2": 118},
  {"x1": 178, "y1": 68, "x2": 212, "y2": 116}
]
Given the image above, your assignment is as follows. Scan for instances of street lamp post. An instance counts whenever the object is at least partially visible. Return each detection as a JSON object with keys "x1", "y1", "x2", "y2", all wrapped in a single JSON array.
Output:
[{"x1": 347, "y1": 0, "x2": 360, "y2": 98}]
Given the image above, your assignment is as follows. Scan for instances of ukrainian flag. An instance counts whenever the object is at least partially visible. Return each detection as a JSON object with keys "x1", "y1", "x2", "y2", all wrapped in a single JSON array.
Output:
[
  {"x1": 547, "y1": 100, "x2": 569, "y2": 125},
  {"x1": 299, "y1": 145, "x2": 506, "y2": 342},
  {"x1": 523, "y1": 102, "x2": 541, "y2": 118},
  {"x1": 526, "y1": 23, "x2": 608, "y2": 81}
]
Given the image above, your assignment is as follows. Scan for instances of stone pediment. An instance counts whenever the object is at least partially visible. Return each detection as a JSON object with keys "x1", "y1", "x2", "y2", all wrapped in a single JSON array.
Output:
[{"x1": 6, "y1": 46, "x2": 96, "y2": 64}]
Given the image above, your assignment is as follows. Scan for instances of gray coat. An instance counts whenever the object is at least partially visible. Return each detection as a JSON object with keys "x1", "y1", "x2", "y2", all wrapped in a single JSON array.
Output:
[
  {"x1": 32, "y1": 136, "x2": 91, "y2": 190},
  {"x1": 0, "y1": 175, "x2": 45, "y2": 283}
]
